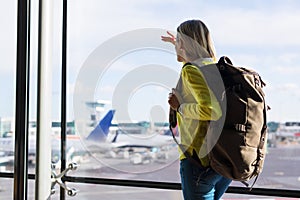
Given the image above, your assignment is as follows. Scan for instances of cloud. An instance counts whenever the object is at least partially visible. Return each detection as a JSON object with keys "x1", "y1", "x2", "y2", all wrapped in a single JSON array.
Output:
[
  {"x1": 273, "y1": 83, "x2": 299, "y2": 91},
  {"x1": 274, "y1": 65, "x2": 300, "y2": 74},
  {"x1": 206, "y1": 8, "x2": 300, "y2": 46}
]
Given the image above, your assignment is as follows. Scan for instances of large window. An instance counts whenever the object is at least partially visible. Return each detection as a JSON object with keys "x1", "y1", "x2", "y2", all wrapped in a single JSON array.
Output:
[{"x1": 1, "y1": 0, "x2": 300, "y2": 199}]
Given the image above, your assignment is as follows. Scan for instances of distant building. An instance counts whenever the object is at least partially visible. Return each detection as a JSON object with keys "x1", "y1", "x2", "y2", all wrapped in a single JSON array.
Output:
[{"x1": 0, "y1": 117, "x2": 14, "y2": 137}]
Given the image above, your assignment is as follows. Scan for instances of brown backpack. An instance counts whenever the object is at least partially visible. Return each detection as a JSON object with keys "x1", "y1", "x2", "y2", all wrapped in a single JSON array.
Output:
[
  {"x1": 170, "y1": 56, "x2": 268, "y2": 188},
  {"x1": 202, "y1": 56, "x2": 268, "y2": 186}
]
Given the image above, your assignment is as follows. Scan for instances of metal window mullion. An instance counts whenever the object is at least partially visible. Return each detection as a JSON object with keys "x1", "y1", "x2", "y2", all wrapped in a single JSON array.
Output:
[
  {"x1": 60, "y1": 0, "x2": 68, "y2": 199},
  {"x1": 14, "y1": 0, "x2": 31, "y2": 199}
]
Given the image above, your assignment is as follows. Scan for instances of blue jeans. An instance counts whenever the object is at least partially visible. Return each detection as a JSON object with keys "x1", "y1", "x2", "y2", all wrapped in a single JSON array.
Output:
[{"x1": 180, "y1": 158, "x2": 232, "y2": 200}]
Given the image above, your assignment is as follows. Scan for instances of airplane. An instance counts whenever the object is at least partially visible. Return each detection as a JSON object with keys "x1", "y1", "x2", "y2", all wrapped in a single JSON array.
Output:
[
  {"x1": 0, "y1": 135, "x2": 15, "y2": 166},
  {"x1": 0, "y1": 150, "x2": 14, "y2": 167},
  {"x1": 271, "y1": 121, "x2": 300, "y2": 147},
  {"x1": 1, "y1": 110, "x2": 118, "y2": 166},
  {"x1": 62, "y1": 109, "x2": 177, "y2": 164},
  {"x1": 276, "y1": 122, "x2": 300, "y2": 138}
]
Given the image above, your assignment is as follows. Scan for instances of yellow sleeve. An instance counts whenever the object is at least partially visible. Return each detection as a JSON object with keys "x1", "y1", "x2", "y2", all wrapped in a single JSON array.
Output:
[{"x1": 181, "y1": 64, "x2": 222, "y2": 121}]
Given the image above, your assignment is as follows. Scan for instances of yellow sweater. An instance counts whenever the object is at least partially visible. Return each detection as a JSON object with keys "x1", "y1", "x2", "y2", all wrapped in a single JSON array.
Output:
[{"x1": 175, "y1": 60, "x2": 222, "y2": 167}]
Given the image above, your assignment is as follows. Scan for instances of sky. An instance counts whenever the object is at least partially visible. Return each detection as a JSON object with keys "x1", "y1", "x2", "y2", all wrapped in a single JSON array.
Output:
[{"x1": 1, "y1": 0, "x2": 300, "y2": 124}]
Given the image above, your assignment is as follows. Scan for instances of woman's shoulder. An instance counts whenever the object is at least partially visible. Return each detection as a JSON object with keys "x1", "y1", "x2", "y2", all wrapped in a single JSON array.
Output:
[
  {"x1": 183, "y1": 58, "x2": 215, "y2": 68},
  {"x1": 182, "y1": 62, "x2": 198, "y2": 71},
  {"x1": 181, "y1": 63, "x2": 202, "y2": 80}
]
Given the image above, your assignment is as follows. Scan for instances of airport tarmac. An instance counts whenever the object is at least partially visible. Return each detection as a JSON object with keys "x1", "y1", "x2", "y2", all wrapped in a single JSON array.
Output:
[{"x1": 1, "y1": 145, "x2": 300, "y2": 199}]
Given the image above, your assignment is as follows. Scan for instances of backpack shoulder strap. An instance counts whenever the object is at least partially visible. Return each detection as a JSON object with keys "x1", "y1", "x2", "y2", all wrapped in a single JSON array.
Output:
[
  {"x1": 218, "y1": 56, "x2": 233, "y2": 65},
  {"x1": 183, "y1": 62, "x2": 192, "y2": 68}
]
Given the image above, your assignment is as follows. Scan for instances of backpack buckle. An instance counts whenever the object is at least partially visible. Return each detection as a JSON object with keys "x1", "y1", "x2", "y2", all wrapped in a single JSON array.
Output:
[{"x1": 234, "y1": 124, "x2": 247, "y2": 132}]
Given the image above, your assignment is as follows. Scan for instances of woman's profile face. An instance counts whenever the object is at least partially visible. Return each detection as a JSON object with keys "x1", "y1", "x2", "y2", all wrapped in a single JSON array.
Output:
[{"x1": 175, "y1": 33, "x2": 185, "y2": 62}]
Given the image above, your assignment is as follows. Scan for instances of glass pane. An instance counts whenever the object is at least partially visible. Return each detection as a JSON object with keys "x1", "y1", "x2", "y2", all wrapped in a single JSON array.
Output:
[
  {"x1": 28, "y1": 0, "x2": 38, "y2": 173},
  {"x1": 65, "y1": 0, "x2": 300, "y2": 193},
  {"x1": 0, "y1": 178, "x2": 13, "y2": 199},
  {"x1": 61, "y1": 183, "x2": 300, "y2": 200},
  {"x1": 28, "y1": 179, "x2": 36, "y2": 199},
  {"x1": 64, "y1": 0, "x2": 179, "y2": 184},
  {"x1": 0, "y1": 178, "x2": 36, "y2": 199},
  {"x1": 223, "y1": 193, "x2": 299, "y2": 200},
  {"x1": 0, "y1": 1, "x2": 17, "y2": 173},
  {"x1": 64, "y1": 183, "x2": 183, "y2": 200}
]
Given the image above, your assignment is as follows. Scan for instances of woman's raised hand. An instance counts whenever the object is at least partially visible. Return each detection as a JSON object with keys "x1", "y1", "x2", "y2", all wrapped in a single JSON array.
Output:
[{"x1": 161, "y1": 31, "x2": 176, "y2": 45}]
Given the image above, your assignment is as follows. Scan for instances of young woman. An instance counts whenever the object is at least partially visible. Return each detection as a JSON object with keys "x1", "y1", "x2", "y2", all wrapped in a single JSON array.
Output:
[{"x1": 162, "y1": 19, "x2": 232, "y2": 200}]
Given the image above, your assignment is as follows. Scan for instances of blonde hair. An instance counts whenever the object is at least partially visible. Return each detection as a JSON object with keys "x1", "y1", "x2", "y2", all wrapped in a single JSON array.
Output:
[{"x1": 177, "y1": 19, "x2": 216, "y2": 61}]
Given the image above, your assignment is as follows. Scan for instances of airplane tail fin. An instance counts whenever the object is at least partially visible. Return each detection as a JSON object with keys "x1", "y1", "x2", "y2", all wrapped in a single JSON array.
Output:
[{"x1": 86, "y1": 110, "x2": 115, "y2": 141}]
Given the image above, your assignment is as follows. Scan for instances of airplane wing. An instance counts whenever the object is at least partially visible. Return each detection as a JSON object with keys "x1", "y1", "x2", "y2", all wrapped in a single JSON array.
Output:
[{"x1": 110, "y1": 130, "x2": 175, "y2": 149}]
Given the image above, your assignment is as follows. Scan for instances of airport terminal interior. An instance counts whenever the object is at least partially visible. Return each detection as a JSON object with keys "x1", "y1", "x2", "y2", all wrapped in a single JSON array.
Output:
[{"x1": 1, "y1": 0, "x2": 300, "y2": 199}]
